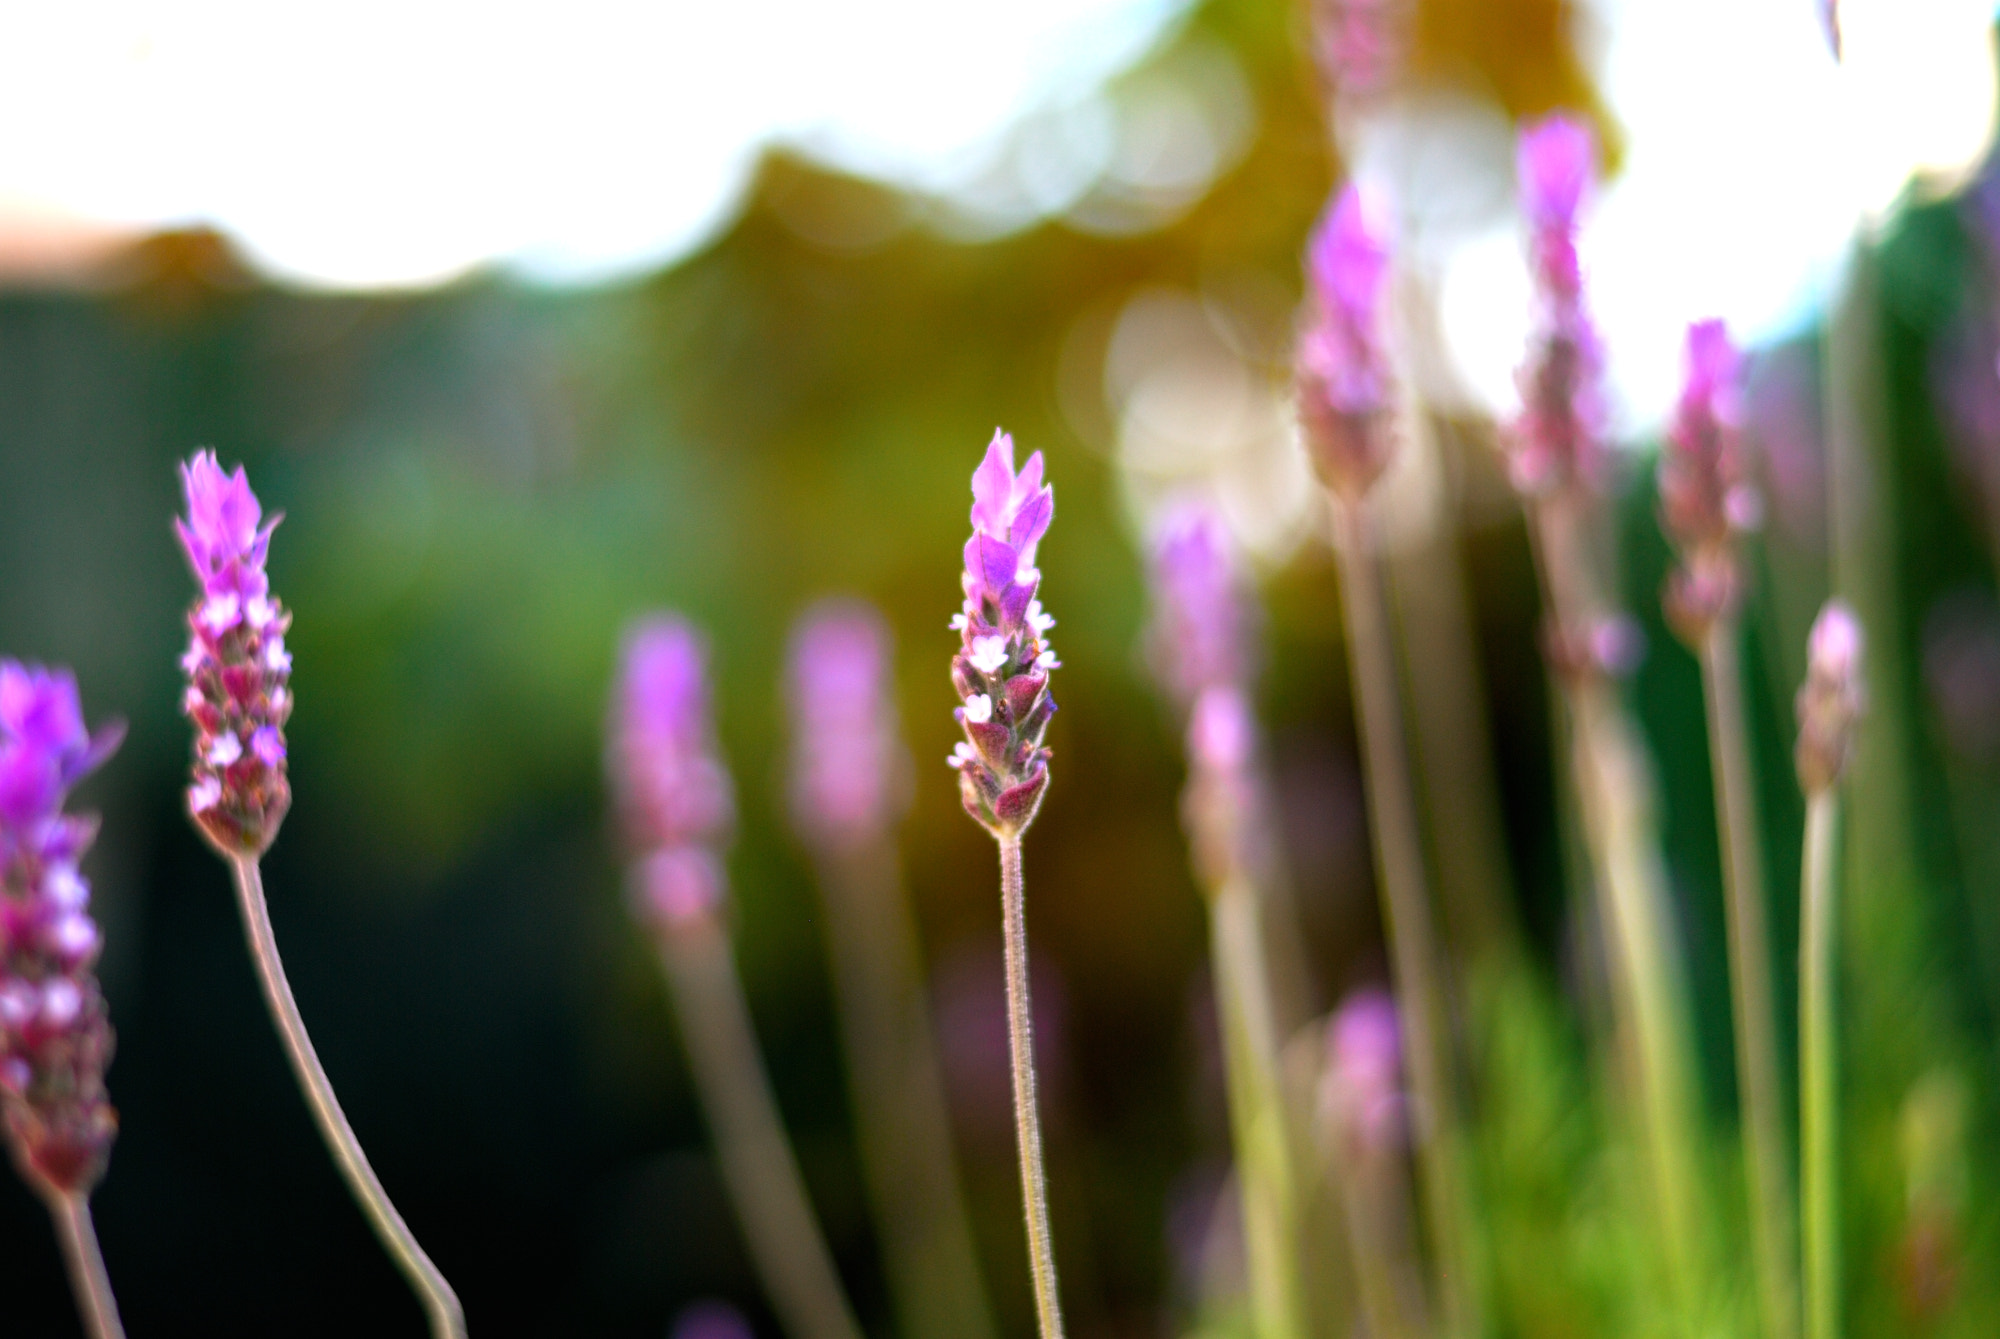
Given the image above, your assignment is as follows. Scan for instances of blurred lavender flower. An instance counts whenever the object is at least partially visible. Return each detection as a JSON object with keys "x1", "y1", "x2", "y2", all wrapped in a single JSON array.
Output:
[
  {"x1": 1797, "y1": 601, "x2": 1866, "y2": 793},
  {"x1": 1509, "y1": 115, "x2": 1606, "y2": 498},
  {"x1": 672, "y1": 1301, "x2": 756, "y2": 1339},
  {"x1": 177, "y1": 451, "x2": 292, "y2": 856},
  {"x1": 0, "y1": 663, "x2": 121, "y2": 1203},
  {"x1": 1323, "y1": 987, "x2": 1406, "y2": 1155},
  {"x1": 1310, "y1": 0, "x2": 1410, "y2": 106},
  {"x1": 1147, "y1": 501, "x2": 1252, "y2": 713},
  {"x1": 950, "y1": 430, "x2": 1058, "y2": 839},
  {"x1": 1659, "y1": 320, "x2": 1762, "y2": 641},
  {"x1": 610, "y1": 618, "x2": 735, "y2": 932},
  {"x1": 1296, "y1": 183, "x2": 1397, "y2": 501},
  {"x1": 787, "y1": 601, "x2": 910, "y2": 852}
]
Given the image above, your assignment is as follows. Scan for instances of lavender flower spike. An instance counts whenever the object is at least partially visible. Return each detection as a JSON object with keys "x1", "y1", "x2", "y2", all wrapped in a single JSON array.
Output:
[
  {"x1": 787, "y1": 603, "x2": 909, "y2": 854},
  {"x1": 1147, "y1": 501, "x2": 1251, "y2": 713},
  {"x1": 175, "y1": 452, "x2": 463, "y2": 1338},
  {"x1": 1297, "y1": 182, "x2": 1396, "y2": 502},
  {"x1": 613, "y1": 617, "x2": 866, "y2": 1339},
  {"x1": 1510, "y1": 114, "x2": 1606, "y2": 498},
  {"x1": 0, "y1": 662, "x2": 126, "y2": 1339},
  {"x1": 177, "y1": 449, "x2": 292, "y2": 856},
  {"x1": 950, "y1": 430, "x2": 1059, "y2": 840},
  {"x1": 1660, "y1": 319, "x2": 1762, "y2": 642},
  {"x1": 1797, "y1": 601, "x2": 1866, "y2": 794}
]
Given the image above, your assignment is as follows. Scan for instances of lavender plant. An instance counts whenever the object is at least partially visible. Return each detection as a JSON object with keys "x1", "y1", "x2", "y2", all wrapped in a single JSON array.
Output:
[
  {"x1": 611, "y1": 617, "x2": 863, "y2": 1339},
  {"x1": 175, "y1": 450, "x2": 464, "y2": 1338},
  {"x1": 1319, "y1": 989, "x2": 1424, "y2": 1339},
  {"x1": 785, "y1": 600, "x2": 996, "y2": 1339},
  {"x1": 1296, "y1": 180, "x2": 1483, "y2": 1339},
  {"x1": 1795, "y1": 602, "x2": 1864, "y2": 1339},
  {"x1": 945, "y1": 429, "x2": 1064, "y2": 1339},
  {"x1": 1505, "y1": 116, "x2": 1711, "y2": 1323},
  {"x1": 1659, "y1": 320, "x2": 1797, "y2": 1339},
  {"x1": 1145, "y1": 501, "x2": 1308, "y2": 1339},
  {"x1": 0, "y1": 663, "x2": 125, "y2": 1339}
]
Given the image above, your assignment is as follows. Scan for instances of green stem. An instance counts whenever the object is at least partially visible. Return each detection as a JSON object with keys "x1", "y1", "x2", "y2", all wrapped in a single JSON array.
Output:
[
  {"x1": 1800, "y1": 791, "x2": 1841, "y2": 1339},
  {"x1": 998, "y1": 835, "x2": 1066, "y2": 1339},
  {"x1": 228, "y1": 856, "x2": 466, "y2": 1339},
  {"x1": 1334, "y1": 500, "x2": 1481, "y2": 1339},
  {"x1": 1210, "y1": 874, "x2": 1309, "y2": 1339},
  {"x1": 656, "y1": 917, "x2": 865, "y2": 1339},
  {"x1": 1701, "y1": 625, "x2": 1799, "y2": 1339},
  {"x1": 47, "y1": 1192, "x2": 124, "y2": 1339},
  {"x1": 815, "y1": 840, "x2": 997, "y2": 1339}
]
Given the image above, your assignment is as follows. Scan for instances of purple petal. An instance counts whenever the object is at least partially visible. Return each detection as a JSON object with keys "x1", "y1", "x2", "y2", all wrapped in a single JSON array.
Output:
[
  {"x1": 1309, "y1": 182, "x2": 1391, "y2": 322},
  {"x1": 974, "y1": 533, "x2": 1020, "y2": 597},
  {"x1": 1518, "y1": 115, "x2": 1595, "y2": 227},
  {"x1": 1009, "y1": 485, "x2": 1053, "y2": 556},
  {"x1": 970, "y1": 430, "x2": 1018, "y2": 534}
]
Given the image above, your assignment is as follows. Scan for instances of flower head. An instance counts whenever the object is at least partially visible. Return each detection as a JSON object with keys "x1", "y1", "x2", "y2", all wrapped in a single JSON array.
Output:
[
  {"x1": 610, "y1": 617, "x2": 734, "y2": 931},
  {"x1": 1659, "y1": 319, "x2": 1761, "y2": 640},
  {"x1": 952, "y1": 431, "x2": 1059, "y2": 839},
  {"x1": 1310, "y1": 0, "x2": 1410, "y2": 105},
  {"x1": 1322, "y1": 988, "x2": 1405, "y2": 1154},
  {"x1": 1297, "y1": 182, "x2": 1397, "y2": 499},
  {"x1": 0, "y1": 660, "x2": 120, "y2": 1199},
  {"x1": 1508, "y1": 114, "x2": 1605, "y2": 497},
  {"x1": 177, "y1": 453, "x2": 291, "y2": 856},
  {"x1": 1796, "y1": 600, "x2": 1866, "y2": 793},
  {"x1": 1147, "y1": 500, "x2": 1252, "y2": 711},
  {"x1": 787, "y1": 600, "x2": 910, "y2": 851}
]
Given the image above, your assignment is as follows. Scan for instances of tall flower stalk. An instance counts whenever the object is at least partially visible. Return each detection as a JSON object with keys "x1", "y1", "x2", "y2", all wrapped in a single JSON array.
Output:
[
  {"x1": 1795, "y1": 603, "x2": 1863, "y2": 1339},
  {"x1": 611, "y1": 617, "x2": 863, "y2": 1339},
  {"x1": 1146, "y1": 502, "x2": 1308, "y2": 1339},
  {"x1": 786, "y1": 601, "x2": 997, "y2": 1339},
  {"x1": 946, "y1": 430, "x2": 1064, "y2": 1339},
  {"x1": 175, "y1": 451, "x2": 464, "y2": 1338},
  {"x1": 1504, "y1": 117, "x2": 1708, "y2": 1323},
  {"x1": 1296, "y1": 180, "x2": 1481, "y2": 1339},
  {"x1": 1658, "y1": 321, "x2": 1797, "y2": 1339},
  {"x1": 0, "y1": 663, "x2": 125, "y2": 1339}
]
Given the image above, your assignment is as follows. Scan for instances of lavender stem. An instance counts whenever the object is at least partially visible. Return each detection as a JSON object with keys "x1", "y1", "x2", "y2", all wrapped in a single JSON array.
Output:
[
  {"x1": 998, "y1": 835, "x2": 1065, "y2": 1339},
  {"x1": 1799, "y1": 790, "x2": 1841, "y2": 1339},
  {"x1": 1700, "y1": 624, "x2": 1798, "y2": 1339},
  {"x1": 1332, "y1": 500, "x2": 1480, "y2": 1339},
  {"x1": 47, "y1": 1192, "x2": 124, "y2": 1339},
  {"x1": 228, "y1": 855, "x2": 465, "y2": 1339},
  {"x1": 655, "y1": 918, "x2": 864, "y2": 1339}
]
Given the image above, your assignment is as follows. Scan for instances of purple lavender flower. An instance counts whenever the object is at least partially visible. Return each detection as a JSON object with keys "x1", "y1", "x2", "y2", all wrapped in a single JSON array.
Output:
[
  {"x1": 1146, "y1": 501, "x2": 1251, "y2": 712},
  {"x1": 949, "y1": 431, "x2": 1058, "y2": 839},
  {"x1": 1797, "y1": 601, "x2": 1866, "y2": 793},
  {"x1": 1310, "y1": 0, "x2": 1410, "y2": 105},
  {"x1": 787, "y1": 601, "x2": 910, "y2": 852},
  {"x1": 1509, "y1": 114, "x2": 1606, "y2": 497},
  {"x1": 1658, "y1": 320, "x2": 1762, "y2": 641},
  {"x1": 610, "y1": 617, "x2": 735, "y2": 931},
  {"x1": 1296, "y1": 183, "x2": 1397, "y2": 500},
  {"x1": 0, "y1": 662, "x2": 122, "y2": 1201},
  {"x1": 1323, "y1": 987, "x2": 1406, "y2": 1155},
  {"x1": 177, "y1": 451, "x2": 292, "y2": 856}
]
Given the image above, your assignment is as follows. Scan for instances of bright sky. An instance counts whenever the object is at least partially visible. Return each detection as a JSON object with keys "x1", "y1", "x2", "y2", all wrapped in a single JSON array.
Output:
[{"x1": 0, "y1": 0, "x2": 1181, "y2": 288}]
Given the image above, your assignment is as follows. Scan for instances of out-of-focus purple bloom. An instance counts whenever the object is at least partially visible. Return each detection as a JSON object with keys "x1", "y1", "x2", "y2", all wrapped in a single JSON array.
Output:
[
  {"x1": 0, "y1": 661, "x2": 120, "y2": 1199},
  {"x1": 1509, "y1": 114, "x2": 1605, "y2": 498},
  {"x1": 1147, "y1": 501, "x2": 1252, "y2": 711},
  {"x1": 1310, "y1": 0, "x2": 1410, "y2": 105},
  {"x1": 1297, "y1": 183, "x2": 1397, "y2": 500},
  {"x1": 177, "y1": 452, "x2": 292, "y2": 856},
  {"x1": 1797, "y1": 600, "x2": 1866, "y2": 793},
  {"x1": 1323, "y1": 987, "x2": 1405, "y2": 1154},
  {"x1": 672, "y1": 1301, "x2": 756, "y2": 1339},
  {"x1": 950, "y1": 431, "x2": 1058, "y2": 840},
  {"x1": 1659, "y1": 320, "x2": 1762, "y2": 641},
  {"x1": 610, "y1": 617, "x2": 735, "y2": 932},
  {"x1": 787, "y1": 600, "x2": 910, "y2": 852}
]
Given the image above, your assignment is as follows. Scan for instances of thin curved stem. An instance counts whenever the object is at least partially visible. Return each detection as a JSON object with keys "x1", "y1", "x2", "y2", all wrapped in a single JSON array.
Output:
[
  {"x1": 47, "y1": 1192, "x2": 124, "y2": 1339},
  {"x1": 1333, "y1": 500, "x2": 1481, "y2": 1339},
  {"x1": 998, "y1": 836, "x2": 1066, "y2": 1339},
  {"x1": 228, "y1": 855, "x2": 466, "y2": 1339},
  {"x1": 1800, "y1": 792, "x2": 1841, "y2": 1339},
  {"x1": 1701, "y1": 626, "x2": 1798, "y2": 1339},
  {"x1": 657, "y1": 917, "x2": 865, "y2": 1339}
]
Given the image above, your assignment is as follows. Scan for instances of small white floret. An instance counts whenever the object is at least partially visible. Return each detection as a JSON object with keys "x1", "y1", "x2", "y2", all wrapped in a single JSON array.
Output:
[
  {"x1": 207, "y1": 732, "x2": 244, "y2": 767},
  {"x1": 949, "y1": 613, "x2": 969, "y2": 631},
  {"x1": 969, "y1": 635, "x2": 1008, "y2": 674},
  {"x1": 964, "y1": 693, "x2": 993, "y2": 724}
]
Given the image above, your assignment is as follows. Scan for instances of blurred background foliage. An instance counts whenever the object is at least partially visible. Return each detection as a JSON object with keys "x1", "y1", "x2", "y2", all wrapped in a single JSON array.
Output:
[{"x1": 2, "y1": 0, "x2": 1999, "y2": 1335}]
